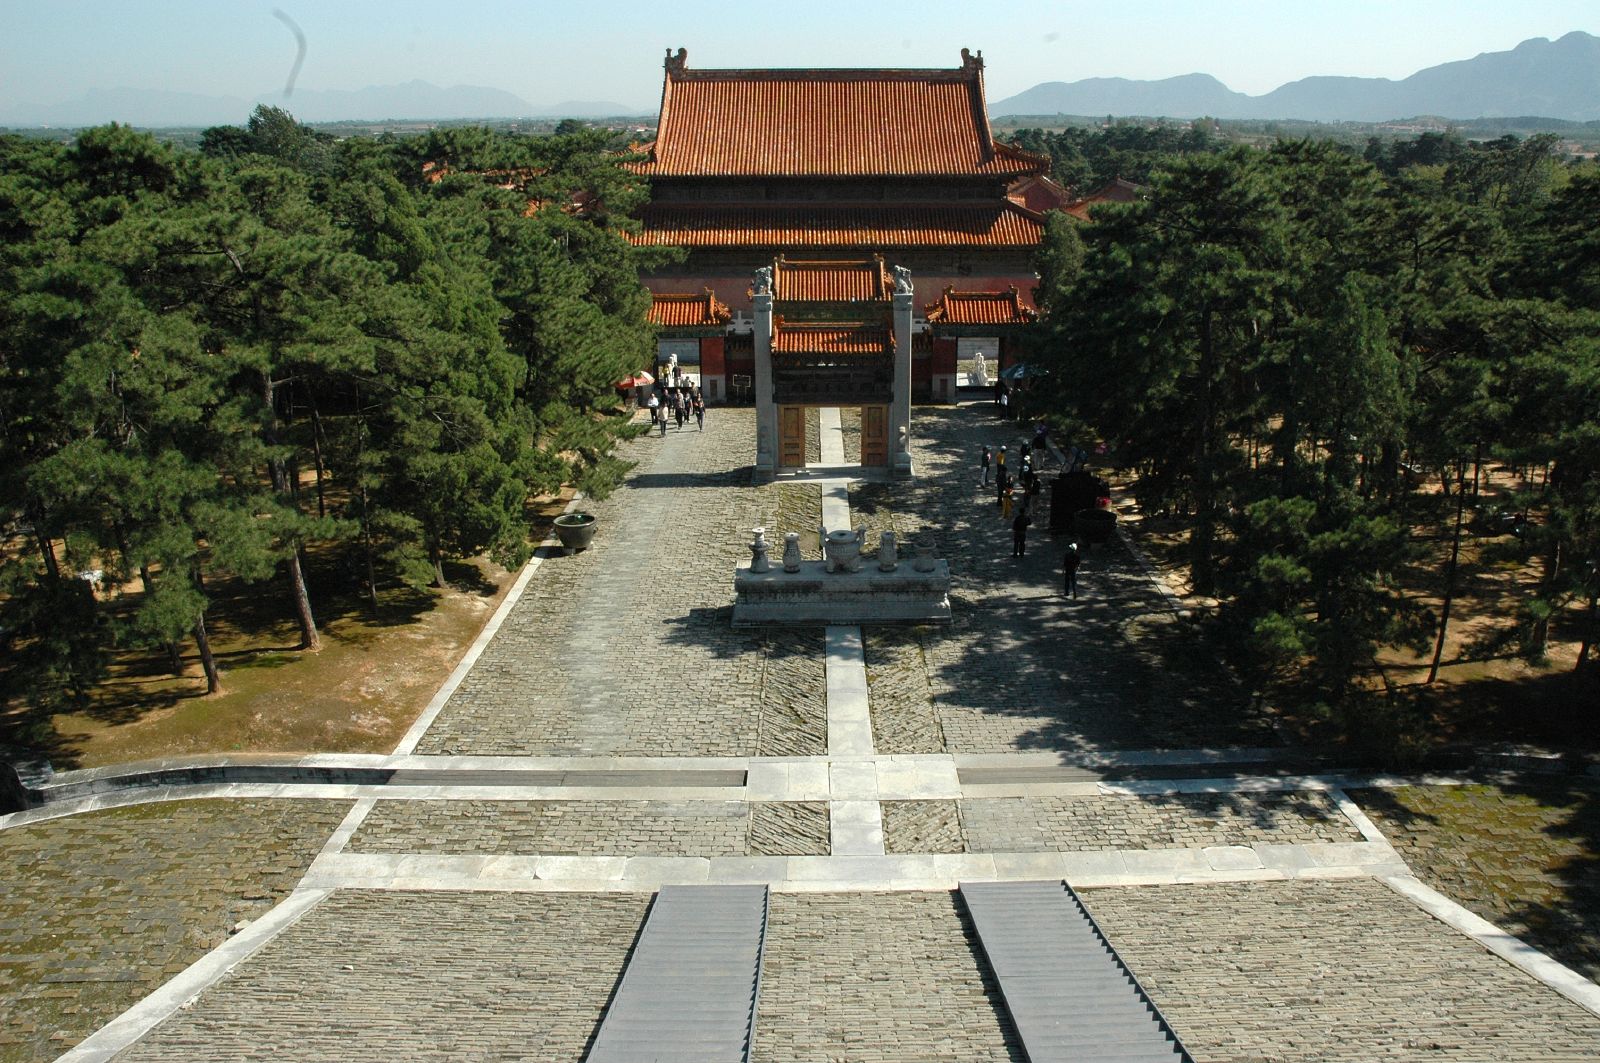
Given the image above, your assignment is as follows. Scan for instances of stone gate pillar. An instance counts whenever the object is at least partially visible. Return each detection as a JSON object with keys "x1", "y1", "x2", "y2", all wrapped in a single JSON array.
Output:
[
  {"x1": 891, "y1": 270, "x2": 915, "y2": 479},
  {"x1": 752, "y1": 277, "x2": 777, "y2": 478}
]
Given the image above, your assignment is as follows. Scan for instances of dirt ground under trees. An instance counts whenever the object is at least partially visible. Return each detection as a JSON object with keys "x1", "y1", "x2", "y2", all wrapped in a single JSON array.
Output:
[
  {"x1": 1, "y1": 492, "x2": 575, "y2": 770},
  {"x1": 1108, "y1": 457, "x2": 1599, "y2": 753}
]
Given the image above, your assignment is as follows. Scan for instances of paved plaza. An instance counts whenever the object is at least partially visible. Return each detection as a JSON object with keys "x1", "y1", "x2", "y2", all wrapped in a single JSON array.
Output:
[{"x1": 5, "y1": 402, "x2": 1600, "y2": 1062}]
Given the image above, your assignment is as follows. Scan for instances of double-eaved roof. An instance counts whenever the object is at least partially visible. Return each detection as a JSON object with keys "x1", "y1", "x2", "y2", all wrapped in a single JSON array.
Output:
[{"x1": 635, "y1": 48, "x2": 1047, "y2": 179}]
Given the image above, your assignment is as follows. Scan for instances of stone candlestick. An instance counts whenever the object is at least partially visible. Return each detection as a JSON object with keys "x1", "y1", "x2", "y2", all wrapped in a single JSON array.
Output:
[{"x1": 750, "y1": 527, "x2": 771, "y2": 573}]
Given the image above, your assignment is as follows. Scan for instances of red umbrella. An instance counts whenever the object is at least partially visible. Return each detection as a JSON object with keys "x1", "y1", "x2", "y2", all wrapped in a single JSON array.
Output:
[{"x1": 616, "y1": 370, "x2": 655, "y2": 388}]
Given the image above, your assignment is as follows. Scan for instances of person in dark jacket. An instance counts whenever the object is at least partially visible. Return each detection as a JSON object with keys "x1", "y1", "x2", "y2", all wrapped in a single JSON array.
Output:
[
  {"x1": 1063, "y1": 541, "x2": 1081, "y2": 598},
  {"x1": 1012, "y1": 508, "x2": 1031, "y2": 557}
]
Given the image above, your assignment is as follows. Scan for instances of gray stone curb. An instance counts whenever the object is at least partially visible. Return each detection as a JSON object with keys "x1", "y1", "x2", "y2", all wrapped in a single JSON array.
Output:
[
  {"x1": 0, "y1": 764, "x2": 1486, "y2": 834},
  {"x1": 295, "y1": 841, "x2": 1411, "y2": 894}
]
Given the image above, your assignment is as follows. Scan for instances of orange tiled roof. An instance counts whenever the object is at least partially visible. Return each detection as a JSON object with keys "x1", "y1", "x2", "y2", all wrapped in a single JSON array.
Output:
[
  {"x1": 1007, "y1": 174, "x2": 1073, "y2": 213},
  {"x1": 1063, "y1": 178, "x2": 1142, "y2": 221},
  {"x1": 635, "y1": 48, "x2": 1047, "y2": 178},
  {"x1": 924, "y1": 286, "x2": 1038, "y2": 325},
  {"x1": 771, "y1": 321, "x2": 892, "y2": 355},
  {"x1": 648, "y1": 289, "x2": 732, "y2": 327},
  {"x1": 629, "y1": 202, "x2": 1045, "y2": 249},
  {"x1": 773, "y1": 256, "x2": 892, "y2": 302}
]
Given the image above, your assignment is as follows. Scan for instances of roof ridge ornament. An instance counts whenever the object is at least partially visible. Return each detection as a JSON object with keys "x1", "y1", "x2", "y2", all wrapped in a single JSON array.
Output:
[
  {"x1": 961, "y1": 48, "x2": 983, "y2": 72},
  {"x1": 665, "y1": 47, "x2": 687, "y2": 75}
]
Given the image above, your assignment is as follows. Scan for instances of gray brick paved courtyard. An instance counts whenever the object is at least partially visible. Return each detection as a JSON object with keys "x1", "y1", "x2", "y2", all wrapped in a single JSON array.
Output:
[
  {"x1": 747, "y1": 891, "x2": 1024, "y2": 1063},
  {"x1": 0, "y1": 800, "x2": 348, "y2": 1063},
  {"x1": 1084, "y1": 878, "x2": 1600, "y2": 1062},
  {"x1": 115, "y1": 891, "x2": 652, "y2": 1062},
  {"x1": 7, "y1": 402, "x2": 1599, "y2": 1062}
]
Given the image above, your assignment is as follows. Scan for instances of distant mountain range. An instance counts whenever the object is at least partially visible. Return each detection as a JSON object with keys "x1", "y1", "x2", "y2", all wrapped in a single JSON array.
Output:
[
  {"x1": 0, "y1": 80, "x2": 644, "y2": 128},
  {"x1": 990, "y1": 31, "x2": 1600, "y2": 122},
  {"x1": 7, "y1": 31, "x2": 1598, "y2": 129}
]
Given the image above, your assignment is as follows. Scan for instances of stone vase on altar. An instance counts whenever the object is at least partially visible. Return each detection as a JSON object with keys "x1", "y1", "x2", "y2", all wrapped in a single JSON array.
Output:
[{"x1": 750, "y1": 527, "x2": 771, "y2": 573}]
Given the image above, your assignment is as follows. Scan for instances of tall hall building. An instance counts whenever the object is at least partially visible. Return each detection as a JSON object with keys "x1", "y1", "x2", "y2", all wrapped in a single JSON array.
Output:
[{"x1": 630, "y1": 48, "x2": 1060, "y2": 404}]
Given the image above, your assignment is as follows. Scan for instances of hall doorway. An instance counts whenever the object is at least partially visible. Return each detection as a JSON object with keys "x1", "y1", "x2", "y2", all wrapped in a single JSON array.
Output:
[{"x1": 776, "y1": 404, "x2": 890, "y2": 470}]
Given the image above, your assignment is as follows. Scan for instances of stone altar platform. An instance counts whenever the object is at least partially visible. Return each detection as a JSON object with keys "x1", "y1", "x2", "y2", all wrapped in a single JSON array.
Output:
[{"x1": 732, "y1": 560, "x2": 952, "y2": 627}]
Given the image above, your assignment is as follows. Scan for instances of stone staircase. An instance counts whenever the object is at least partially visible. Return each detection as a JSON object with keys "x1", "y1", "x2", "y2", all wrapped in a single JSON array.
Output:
[
  {"x1": 586, "y1": 884, "x2": 770, "y2": 1063},
  {"x1": 961, "y1": 880, "x2": 1191, "y2": 1063}
]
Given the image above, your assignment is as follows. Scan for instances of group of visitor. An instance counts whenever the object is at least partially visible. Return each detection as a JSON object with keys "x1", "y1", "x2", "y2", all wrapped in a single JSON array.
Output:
[
  {"x1": 979, "y1": 423, "x2": 1082, "y2": 596},
  {"x1": 647, "y1": 382, "x2": 705, "y2": 435}
]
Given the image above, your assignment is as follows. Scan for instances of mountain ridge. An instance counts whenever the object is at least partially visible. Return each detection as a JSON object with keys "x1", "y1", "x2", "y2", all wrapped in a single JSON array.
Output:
[
  {"x1": 990, "y1": 31, "x2": 1600, "y2": 121},
  {"x1": 5, "y1": 32, "x2": 1597, "y2": 128}
]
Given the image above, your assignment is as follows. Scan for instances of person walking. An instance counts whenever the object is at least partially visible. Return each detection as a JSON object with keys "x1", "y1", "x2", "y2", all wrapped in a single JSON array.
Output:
[
  {"x1": 980, "y1": 445, "x2": 992, "y2": 486},
  {"x1": 1011, "y1": 507, "x2": 1031, "y2": 557},
  {"x1": 1001, "y1": 482, "x2": 1015, "y2": 521},
  {"x1": 693, "y1": 395, "x2": 705, "y2": 431},
  {"x1": 659, "y1": 405, "x2": 669, "y2": 437},
  {"x1": 996, "y1": 465, "x2": 1011, "y2": 511},
  {"x1": 647, "y1": 392, "x2": 660, "y2": 427},
  {"x1": 1063, "y1": 541, "x2": 1081, "y2": 598}
]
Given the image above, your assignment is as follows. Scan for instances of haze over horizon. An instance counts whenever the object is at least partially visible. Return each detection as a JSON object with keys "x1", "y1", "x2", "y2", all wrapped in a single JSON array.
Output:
[{"x1": 2, "y1": 0, "x2": 1597, "y2": 124}]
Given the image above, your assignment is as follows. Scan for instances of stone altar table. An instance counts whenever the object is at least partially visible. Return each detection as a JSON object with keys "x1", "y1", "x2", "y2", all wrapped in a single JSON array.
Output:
[{"x1": 732, "y1": 529, "x2": 951, "y2": 627}]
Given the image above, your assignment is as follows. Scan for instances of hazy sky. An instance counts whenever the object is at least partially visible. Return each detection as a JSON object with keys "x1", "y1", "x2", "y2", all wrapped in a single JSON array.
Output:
[{"x1": 2, "y1": 0, "x2": 1596, "y2": 108}]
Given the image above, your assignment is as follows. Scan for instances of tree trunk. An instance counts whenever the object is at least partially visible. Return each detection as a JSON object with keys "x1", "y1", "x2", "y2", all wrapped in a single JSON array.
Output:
[
  {"x1": 1190, "y1": 308, "x2": 1220, "y2": 597},
  {"x1": 309, "y1": 396, "x2": 328, "y2": 520},
  {"x1": 1578, "y1": 591, "x2": 1597, "y2": 673},
  {"x1": 193, "y1": 611, "x2": 221, "y2": 695},
  {"x1": 191, "y1": 567, "x2": 222, "y2": 695},
  {"x1": 285, "y1": 546, "x2": 320, "y2": 651},
  {"x1": 262, "y1": 369, "x2": 320, "y2": 650},
  {"x1": 430, "y1": 540, "x2": 446, "y2": 589},
  {"x1": 354, "y1": 403, "x2": 380, "y2": 616},
  {"x1": 1530, "y1": 536, "x2": 1563, "y2": 658},
  {"x1": 32, "y1": 504, "x2": 61, "y2": 581},
  {"x1": 1427, "y1": 462, "x2": 1469, "y2": 683}
]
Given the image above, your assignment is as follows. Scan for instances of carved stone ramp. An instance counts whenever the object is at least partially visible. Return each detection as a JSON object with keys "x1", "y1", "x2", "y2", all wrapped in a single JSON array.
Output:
[
  {"x1": 587, "y1": 884, "x2": 769, "y2": 1063},
  {"x1": 960, "y1": 880, "x2": 1191, "y2": 1063}
]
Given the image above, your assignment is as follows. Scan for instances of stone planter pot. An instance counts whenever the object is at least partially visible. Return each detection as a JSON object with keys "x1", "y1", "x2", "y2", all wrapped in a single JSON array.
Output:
[
  {"x1": 1073, "y1": 507, "x2": 1117, "y2": 546},
  {"x1": 553, "y1": 512, "x2": 599, "y2": 555}
]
